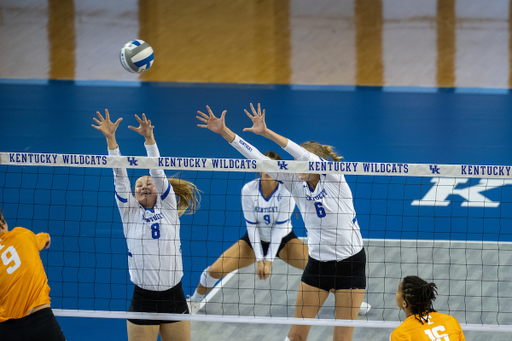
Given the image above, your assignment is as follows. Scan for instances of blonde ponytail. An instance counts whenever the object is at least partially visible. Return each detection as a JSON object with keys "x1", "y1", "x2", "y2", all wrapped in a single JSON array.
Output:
[
  {"x1": 300, "y1": 141, "x2": 343, "y2": 162},
  {"x1": 168, "y1": 178, "x2": 201, "y2": 216}
]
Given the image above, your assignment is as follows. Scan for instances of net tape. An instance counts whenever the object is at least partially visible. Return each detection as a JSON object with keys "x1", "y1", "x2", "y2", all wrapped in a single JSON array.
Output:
[{"x1": 2, "y1": 152, "x2": 512, "y2": 178}]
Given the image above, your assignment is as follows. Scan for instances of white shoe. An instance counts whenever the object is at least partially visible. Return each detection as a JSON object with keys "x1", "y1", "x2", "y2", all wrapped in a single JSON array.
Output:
[
  {"x1": 359, "y1": 301, "x2": 371, "y2": 315},
  {"x1": 187, "y1": 297, "x2": 202, "y2": 315}
]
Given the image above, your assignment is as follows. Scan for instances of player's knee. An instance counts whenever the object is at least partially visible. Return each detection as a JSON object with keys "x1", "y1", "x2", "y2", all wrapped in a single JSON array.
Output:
[
  {"x1": 207, "y1": 264, "x2": 224, "y2": 279},
  {"x1": 200, "y1": 267, "x2": 220, "y2": 288}
]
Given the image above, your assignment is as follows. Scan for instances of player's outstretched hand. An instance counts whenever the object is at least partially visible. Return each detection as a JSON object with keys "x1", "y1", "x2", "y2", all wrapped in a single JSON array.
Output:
[
  {"x1": 128, "y1": 114, "x2": 154, "y2": 140},
  {"x1": 92, "y1": 109, "x2": 122, "y2": 139},
  {"x1": 243, "y1": 103, "x2": 268, "y2": 136},
  {"x1": 197, "y1": 106, "x2": 227, "y2": 135}
]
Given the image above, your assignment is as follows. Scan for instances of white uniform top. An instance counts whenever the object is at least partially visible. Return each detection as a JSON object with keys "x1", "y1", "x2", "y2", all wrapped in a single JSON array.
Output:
[
  {"x1": 109, "y1": 143, "x2": 182, "y2": 291},
  {"x1": 230, "y1": 135, "x2": 364, "y2": 261},
  {"x1": 242, "y1": 178, "x2": 295, "y2": 263}
]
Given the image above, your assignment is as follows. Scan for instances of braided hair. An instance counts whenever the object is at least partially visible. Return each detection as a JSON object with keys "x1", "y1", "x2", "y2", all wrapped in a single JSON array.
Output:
[
  {"x1": 401, "y1": 276, "x2": 438, "y2": 324},
  {"x1": 300, "y1": 141, "x2": 343, "y2": 162}
]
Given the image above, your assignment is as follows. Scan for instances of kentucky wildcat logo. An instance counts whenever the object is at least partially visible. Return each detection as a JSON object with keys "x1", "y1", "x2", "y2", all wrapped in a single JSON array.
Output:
[{"x1": 411, "y1": 178, "x2": 512, "y2": 207}]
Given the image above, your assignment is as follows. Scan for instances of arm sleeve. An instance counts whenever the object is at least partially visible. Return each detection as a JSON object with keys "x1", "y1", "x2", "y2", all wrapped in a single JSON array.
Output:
[
  {"x1": 229, "y1": 134, "x2": 296, "y2": 186},
  {"x1": 35, "y1": 232, "x2": 49, "y2": 251},
  {"x1": 230, "y1": 134, "x2": 270, "y2": 160},
  {"x1": 145, "y1": 143, "x2": 175, "y2": 204},
  {"x1": 454, "y1": 318, "x2": 466, "y2": 341},
  {"x1": 247, "y1": 222, "x2": 264, "y2": 262},
  {"x1": 265, "y1": 224, "x2": 285, "y2": 263},
  {"x1": 265, "y1": 193, "x2": 295, "y2": 262},
  {"x1": 242, "y1": 185, "x2": 264, "y2": 262},
  {"x1": 108, "y1": 147, "x2": 137, "y2": 209}
]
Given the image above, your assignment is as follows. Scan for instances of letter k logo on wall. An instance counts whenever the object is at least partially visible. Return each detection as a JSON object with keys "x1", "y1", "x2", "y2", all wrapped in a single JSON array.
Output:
[{"x1": 411, "y1": 178, "x2": 512, "y2": 207}]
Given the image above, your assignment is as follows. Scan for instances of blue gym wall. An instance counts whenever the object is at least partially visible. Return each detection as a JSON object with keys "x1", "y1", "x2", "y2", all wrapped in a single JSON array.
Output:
[{"x1": 1, "y1": 80, "x2": 512, "y2": 313}]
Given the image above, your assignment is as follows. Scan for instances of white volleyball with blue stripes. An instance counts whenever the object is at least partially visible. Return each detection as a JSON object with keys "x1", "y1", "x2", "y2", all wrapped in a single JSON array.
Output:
[{"x1": 119, "y1": 40, "x2": 154, "y2": 73}]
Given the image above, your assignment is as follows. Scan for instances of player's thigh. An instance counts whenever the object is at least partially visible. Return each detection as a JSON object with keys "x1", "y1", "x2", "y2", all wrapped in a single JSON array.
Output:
[
  {"x1": 160, "y1": 321, "x2": 190, "y2": 341},
  {"x1": 127, "y1": 321, "x2": 160, "y2": 341},
  {"x1": 334, "y1": 288, "x2": 365, "y2": 320},
  {"x1": 331, "y1": 289, "x2": 364, "y2": 341},
  {"x1": 288, "y1": 282, "x2": 329, "y2": 341},
  {"x1": 209, "y1": 240, "x2": 256, "y2": 277},
  {"x1": 294, "y1": 281, "x2": 329, "y2": 318},
  {"x1": 278, "y1": 239, "x2": 308, "y2": 270}
]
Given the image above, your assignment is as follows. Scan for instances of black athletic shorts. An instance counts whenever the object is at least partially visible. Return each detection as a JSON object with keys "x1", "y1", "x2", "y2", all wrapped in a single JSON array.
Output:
[
  {"x1": 0, "y1": 307, "x2": 66, "y2": 341},
  {"x1": 240, "y1": 230, "x2": 298, "y2": 258},
  {"x1": 128, "y1": 281, "x2": 189, "y2": 325},
  {"x1": 301, "y1": 248, "x2": 366, "y2": 291}
]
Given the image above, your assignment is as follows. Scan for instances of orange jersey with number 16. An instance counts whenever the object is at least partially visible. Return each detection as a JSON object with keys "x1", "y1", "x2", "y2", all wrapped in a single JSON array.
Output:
[
  {"x1": 0, "y1": 227, "x2": 51, "y2": 322},
  {"x1": 390, "y1": 311, "x2": 466, "y2": 341}
]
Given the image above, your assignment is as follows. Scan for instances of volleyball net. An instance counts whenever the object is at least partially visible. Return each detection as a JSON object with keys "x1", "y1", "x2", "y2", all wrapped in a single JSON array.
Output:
[{"x1": 1, "y1": 151, "x2": 512, "y2": 332}]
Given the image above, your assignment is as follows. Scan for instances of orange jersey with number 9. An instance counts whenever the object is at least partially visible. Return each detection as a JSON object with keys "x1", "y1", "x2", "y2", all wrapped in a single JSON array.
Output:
[{"x1": 0, "y1": 227, "x2": 51, "y2": 322}]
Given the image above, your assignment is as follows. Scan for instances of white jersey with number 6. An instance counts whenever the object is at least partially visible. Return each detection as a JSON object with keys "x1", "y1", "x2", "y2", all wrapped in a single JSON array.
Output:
[
  {"x1": 109, "y1": 143, "x2": 182, "y2": 291},
  {"x1": 231, "y1": 135, "x2": 363, "y2": 261}
]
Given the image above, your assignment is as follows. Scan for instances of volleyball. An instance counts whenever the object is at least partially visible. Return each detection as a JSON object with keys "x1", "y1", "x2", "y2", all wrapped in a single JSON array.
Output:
[{"x1": 119, "y1": 40, "x2": 154, "y2": 73}]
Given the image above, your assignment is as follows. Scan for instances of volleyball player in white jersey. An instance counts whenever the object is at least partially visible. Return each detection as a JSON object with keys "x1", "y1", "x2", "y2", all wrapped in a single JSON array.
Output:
[
  {"x1": 93, "y1": 110, "x2": 200, "y2": 341},
  {"x1": 188, "y1": 151, "x2": 308, "y2": 311},
  {"x1": 197, "y1": 104, "x2": 367, "y2": 341}
]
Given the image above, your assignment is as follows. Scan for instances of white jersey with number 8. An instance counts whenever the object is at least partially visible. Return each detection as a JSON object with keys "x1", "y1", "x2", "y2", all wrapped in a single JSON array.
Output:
[{"x1": 110, "y1": 143, "x2": 182, "y2": 291}]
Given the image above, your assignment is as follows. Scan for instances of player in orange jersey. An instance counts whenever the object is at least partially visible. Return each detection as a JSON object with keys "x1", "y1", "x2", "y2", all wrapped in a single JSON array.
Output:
[
  {"x1": 0, "y1": 210, "x2": 66, "y2": 341},
  {"x1": 391, "y1": 275, "x2": 465, "y2": 341}
]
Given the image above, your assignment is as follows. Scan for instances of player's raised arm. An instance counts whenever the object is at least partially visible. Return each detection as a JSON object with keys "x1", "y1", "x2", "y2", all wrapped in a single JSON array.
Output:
[
  {"x1": 196, "y1": 105, "x2": 236, "y2": 143},
  {"x1": 243, "y1": 103, "x2": 289, "y2": 149},
  {"x1": 92, "y1": 109, "x2": 123, "y2": 150},
  {"x1": 92, "y1": 109, "x2": 136, "y2": 211},
  {"x1": 129, "y1": 114, "x2": 172, "y2": 200}
]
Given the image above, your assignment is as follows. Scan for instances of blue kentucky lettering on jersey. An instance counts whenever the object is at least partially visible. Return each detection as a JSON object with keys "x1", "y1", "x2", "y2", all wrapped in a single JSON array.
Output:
[
  {"x1": 278, "y1": 161, "x2": 288, "y2": 170},
  {"x1": 127, "y1": 157, "x2": 138, "y2": 166}
]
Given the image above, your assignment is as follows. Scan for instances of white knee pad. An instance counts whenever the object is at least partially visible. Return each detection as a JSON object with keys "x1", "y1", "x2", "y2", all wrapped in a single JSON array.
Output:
[{"x1": 200, "y1": 266, "x2": 219, "y2": 288}]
